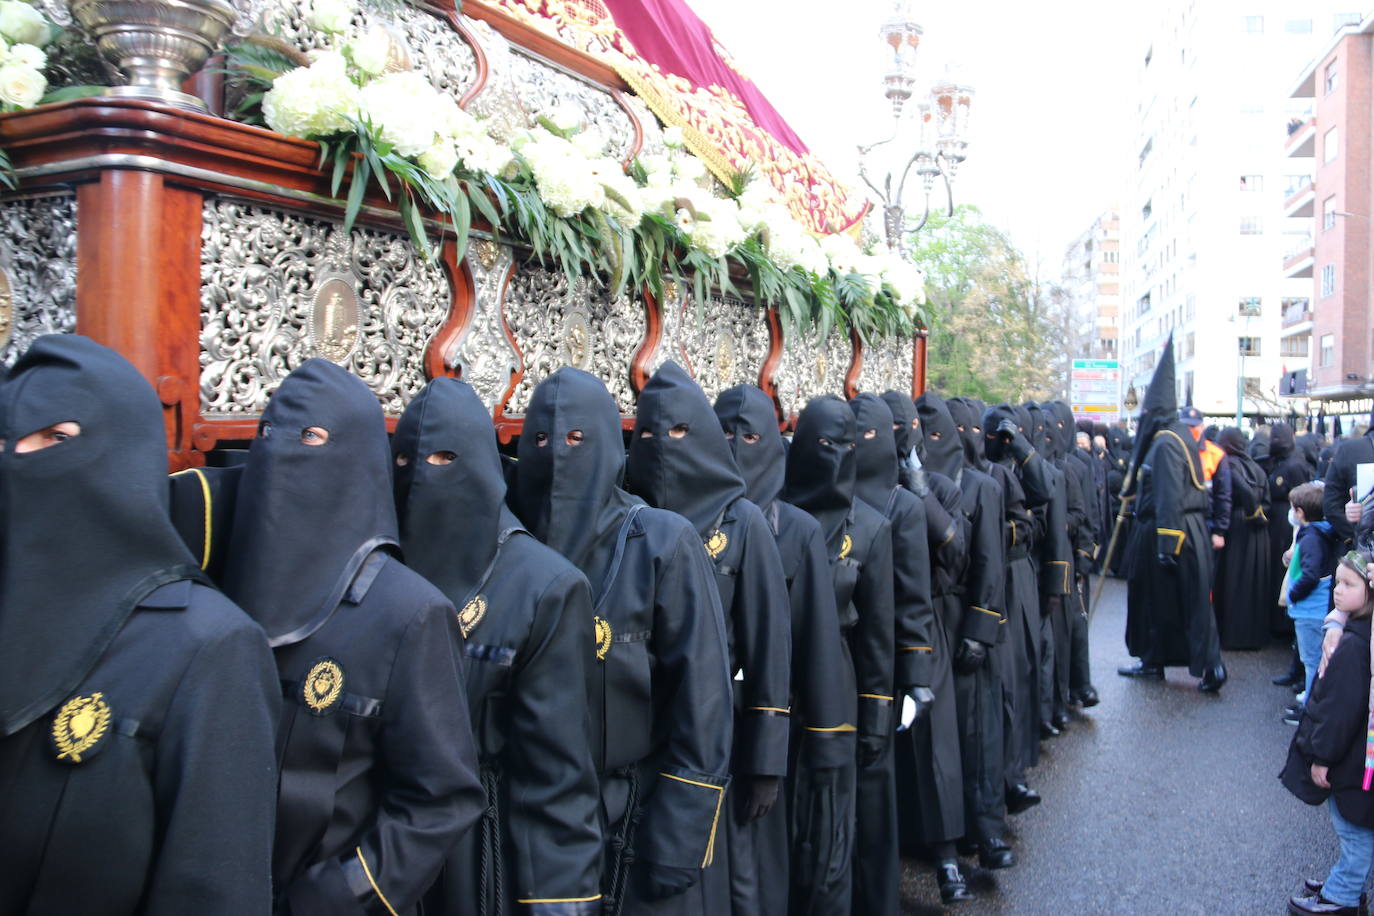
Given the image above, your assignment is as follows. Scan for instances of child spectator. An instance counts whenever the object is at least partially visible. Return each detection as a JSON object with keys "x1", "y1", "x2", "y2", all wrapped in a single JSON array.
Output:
[
  {"x1": 1282, "y1": 550, "x2": 1374, "y2": 915},
  {"x1": 1286, "y1": 482, "x2": 1339, "y2": 724}
]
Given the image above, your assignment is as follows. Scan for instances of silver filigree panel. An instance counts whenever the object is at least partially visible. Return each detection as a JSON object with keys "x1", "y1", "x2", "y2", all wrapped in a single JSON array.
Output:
[
  {"x1": 856, "y1": 337, "x2": 914, "y2": 397},
  {"x1": 199, "y1": 199, "x2": 451, "y2": 416},
  {"x1": 648, "y1": 291, "x2": 768, "y2": 402},
  {"x1": 259, "y1": 0, "x2": 478, "y2": 100},
  {"x1": 464, "y1": 17, "x2": 635, "y2": 161},
  {"x1": 777, "y1": 326, "x2": 854, "y2": 414},
  {"x1": 446, "y1": 240, "x2": 518, "y2": 408},
  {"x1": 503, "y1": 266, "x2": 644, "y2": 415},
  {"x1": 0, "y1": 194, "x2": 77, "y2": 368},
  {"x1": 620, "y1": 94, "x2": 665, "y2": 160}
]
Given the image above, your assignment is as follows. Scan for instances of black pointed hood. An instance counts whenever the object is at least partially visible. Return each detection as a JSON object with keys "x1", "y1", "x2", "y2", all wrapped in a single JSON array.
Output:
[
  {"x1": 1050, "y1": 401, "x2": 1078, "y2": 458},
  {"x1": 914, "y1": 392, "x2": 964, "y2": 478},
  {"x1": 946, "y1": 397, "x2": 986, "y2": 469},
  {"x1": 512, "y1": 367, "x2": 639, "y2": 582},
  {"x1": 223, "y1": 359, "x2": 398, "y2": 646},
  {"x1": 1270, "y1": 422, "x2": 1295, "y2": 460},
  {"x1": 982, "y1": 402, "x2": 1018, "y2": 463},
  {"x1": 393, "y1": 377, "x2": 516, "y2": 606},
  {"x1": 714, "y1": 384, "x2": 785, "y2": 510},
  {"x1": 1024, "y1": 402, "x2": 1056, "y2": 460},
  {"x1": 784, "y1": 395, "x2": 856, "y2": 547},
  {"x1": 881, "y1": 390, "x2": 918, "y2": 459},
  {"x1": 1218, "y1": 427, "x2": 1249, "y2": 457},
  {"x1": 849, "y1": 393, "x2": 899, "y2": 509},
  {"x1": 1124, "y1": 332, "x2": 1178, "y2": 494},
  {"x1": 627, "y1": 361, "x2": 745, "y2": 538},
  {"x1": 0, "y1": 335, "x2": 205, "y2": 736}
]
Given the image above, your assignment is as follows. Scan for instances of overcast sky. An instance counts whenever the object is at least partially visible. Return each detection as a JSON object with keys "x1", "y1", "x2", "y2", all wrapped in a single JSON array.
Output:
[{"x1": 684, "y1": 0, "x2": 1143, "y2": 270}]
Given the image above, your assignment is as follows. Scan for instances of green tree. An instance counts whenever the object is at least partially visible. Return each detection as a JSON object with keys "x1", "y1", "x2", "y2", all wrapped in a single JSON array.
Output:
[{"x1": 910, "y1": 205, "x2": 1057, "y2": 403}]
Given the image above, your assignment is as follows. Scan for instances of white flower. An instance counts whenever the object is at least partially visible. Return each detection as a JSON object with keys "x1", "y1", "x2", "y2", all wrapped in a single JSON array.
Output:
[
  {"x1": 820, "y1": 232, "x2": 862, "y2": 274},
  {"x1": 304, "y1": 0, "x2": 354, "y2": 34},
  {"x1": 674, "y1": 153, "x2": 706, "y2": 182},
  {"x1": 457, "y1": 133, "x2": 513, "y2": 176},
  {"x1": 661, "y1": 125, "x2": 684, "y2": 148},
  {"x1": 520, "y1": 128, "x2": 602, "y2": 216},
  {"x1": 547, "y1": 101, "x2": 583, "y2": 133},
  {"x1": 675, "y1": 208, "x2": 693, "y2": 232},
  {"x1": 5, "y1": 41, "x2": 41, "y2": 69},
  {"x1": 0, "y1": 61, "x2": 43, "y2": 108},
  {"x1": 262, "y1": 52, "x2": 360, "y2": 138},
  {"x1": 571, "y1": 127, "x2": 606, "y2": 158},
  {"x1": 418, "y1": 140, "x2": 458, "y2": 179},
  {"x1": 359, "y1": 71, "x2": 442, "y2": 157},
  {"x1": 0, "y1": 2, "x2": 46, "y2": 48},
  {"x1": 687, "y1": 196, "x2": 746, "y2": 258},
  {"x1": 346, "y1": 24, "x2": 393, "y2": 77}
]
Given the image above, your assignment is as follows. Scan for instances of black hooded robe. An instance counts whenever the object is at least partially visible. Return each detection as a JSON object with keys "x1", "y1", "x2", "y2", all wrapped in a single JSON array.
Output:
[
  {"x1": 1025, "y1": 403, "x2": 1072, "y2": 725},
  {"x1": 714, "y1": 385, "x2": 856, "y2": 916},
  {"x1": 784, "y1": 396, "x2": 896, "y2": 916},
  {"x1": 393, "y1": 379, "x2": 604, "y2": 916},
  {"x1": 627, "y1": 364, "x2": 792, "y2": 916},
  {"x1": 511, "y1": 368, "x2": 734, "y2": 916},
  {"x1": 0, "y1": 335, "x2": 281, "y2": 916},
  {"x1": 1055, "y1": 402, "x2": 1100, "y2": 700},
  {"x1": 1213, "y1": 429, "x2": 1273, "y2": 651},
  {"x1": 915, "y1": 393, "x2": 1008, "y2": 849},
  {"x1": 223, "y1": 360, "x2": 487, "y2": 916}
]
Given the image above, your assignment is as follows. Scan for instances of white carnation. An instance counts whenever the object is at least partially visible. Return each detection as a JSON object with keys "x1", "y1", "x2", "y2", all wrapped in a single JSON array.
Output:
[
  {"x1": 5, "y1": 40, "x2": 41, "y2": 69},
  {"x1": 673, "y1": 153, "x2": 706, "y2": 182},
  {"x1": 457, "y1": 134, "x2": 513, "y2": 176},
  {"x1": 418, "y1": 140, "x2": 458, "y2": 179},
  {"x1": 661, "y1": 125, "x2": 684, "y2": 148},
  {"x1": 547, "y1": 101, "x2": 583, "y2": 133},
  {"x1": 359, "y1": 71, "x2": 442, "y2": 157},
  {"x1": 0, "y1": 61, "x2": 43, "y2": 108},
  {"x1": 687, "y1": 197, "x2": 746, "y2": 258},
  {"x1": 571, "y1": 127, "x2": 606, "y2": 157},
  {"x1": 820, "y1": 232, "x2": 862, "y2": 274},
  {"x1": 346, "y1": 24, "x2": 392, "y2": 77},
  {"x1": 262, "y1": 52, "x2": 360, "y2": 138},
  {"x1": 521, "y1": 129, "x2": 601, "y2": 216},
  {"x1": 305, "y1": 0, "x2": 354, "y2": 34},
  {"x1": 0, "y1": 2, "x2": 46, "y2": 48}
]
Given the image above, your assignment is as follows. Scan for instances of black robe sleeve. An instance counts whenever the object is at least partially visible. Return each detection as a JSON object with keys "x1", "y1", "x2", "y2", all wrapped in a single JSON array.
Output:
[
  {"x1": 960, "y1": 476, "x2": 1007, "y2": 643},
  {"x1": 1209, "y1": 458, "x2": 1233, "y2": 536},
  {"x1": 852, "y1": 517, "x2": 897, "y2": 742},
  {"x1": 639, "y1": 526, "x2": 734, "y2": 871},
  {"x1": 1064, "y1": 460, "x2": 1097, "y2": 575},
  {"x1": 286, "y1": 598, "x2": 485, "y2": 916},
  {"x1": 143, "y1": 599, "x2": 281, "y2": 916},
  {"x1": 1016, "y1": 446, "x2": 1055, "y2": 509},
  {"x1": 925, "y1": 474, "x2": 967, "y2": 574},
  {"x1": 891, "y1": 493, "x2": 935, "y2": 691},
  {"x1": 731, "y1": 506, "x2": 794, "y2": 778},
  {"x1": 1039, "y1": 466, "x2": 1072, "y2": 597},
  {"x1": 508, "y1": 569, "x2": 604, "y2": 911}
]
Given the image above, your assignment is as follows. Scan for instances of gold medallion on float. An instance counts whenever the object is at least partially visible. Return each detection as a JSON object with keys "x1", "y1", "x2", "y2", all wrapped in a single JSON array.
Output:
[
  {"x1": 52, "y1": 692, "x2": 112, "y2": 764},
  {"x1": 459, "y1": 595, "x2": 487, "y2": 638},
  {"x1": 594, "y1": 615, "x2": 613, "y2": 661},
  {"x1": 705, "y1": 529, "x2": 728, "y2": 559},
  {"x1": 310, "y1": 276, "x2": 361, "y2": 364},
  {"x1": 303, "y1": 659, "x2": 345, "y2": 715}
]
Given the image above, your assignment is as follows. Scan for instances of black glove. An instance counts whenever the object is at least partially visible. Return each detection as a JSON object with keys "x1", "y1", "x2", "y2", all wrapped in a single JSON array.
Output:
[
  {"x1": 1157, "y1": 552, "x2": 1178, "y2": 571},
  {"x1": 996, "y1": 418, "x2": 1018, "y2": 441},
  {"x1": 953, "y1": 637, "x2": 988, "y2": 674},
  {"x1": 643, "y1": 862, "x2": 699, "y2": 899},
  {"x1": 857, "y1": 733, "x2": 885, "y2": 768},
  {"x1": 741, "y1": 775, "x2": 780, "y2": 822},
  {"x1": 908, "y1": 686, "x2": 935, "y2": 721}
]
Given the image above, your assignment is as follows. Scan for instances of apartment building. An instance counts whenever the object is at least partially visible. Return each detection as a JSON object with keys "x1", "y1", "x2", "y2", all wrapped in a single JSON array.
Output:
[
  {"x1": 1119, "y1": 1, "x2": 1365, "y2": 420},
  {"x1": 1062, "y1": 208, "x2": 1123, "y2": 362}
]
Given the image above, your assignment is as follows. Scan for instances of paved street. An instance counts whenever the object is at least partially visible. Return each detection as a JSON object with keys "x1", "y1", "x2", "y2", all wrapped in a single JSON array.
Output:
[{"x1": 899, "y1": 577, "x2": 1337, "y2": 915}]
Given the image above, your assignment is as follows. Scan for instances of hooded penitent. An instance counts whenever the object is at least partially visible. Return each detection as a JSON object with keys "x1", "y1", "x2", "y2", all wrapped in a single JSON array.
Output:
[
  {"x1": 1125, "y1": 331, "x2": 1185, "y2": 495},
  {"x1": 982, "y1": 403, "x2": 1020, "y2": 463},
  {"x1": 1024, "y1": 402, "x2": 1053, "y2": 461},
  {"x1": 0, "y1": 335, "x2": 206, "y2": 736},
  {"x1": 512, "y1": 367, "x2": 639, "y2": 582},
  {"x1": 784, "y1": 395, "x2": 857, "y2": 547},
  {"x1": 1270, "y1": 422, "x2": 1296, "y2": 461},
  {"x1": 880, "y1": 390, "x2": 919, "y2": 461},
  {"x1": 914, "y1": 392, "x2": 965, "y2": 479},
  {"x1": 222, "y1": 359, "x2": 398, "y2": 647},
  {"x1": 946, "y1": 397, "x2": 985, "y2": 470},
  {"x1": 392, "y1": 378, "x2": 516, "y2": 604},
  {"x1": 849, "y1": 393, "x2": 899, "y2": 509},
  {"x1": 714, "y1": 384, "x2": 785, "y2": 510},
  {"x1": 1050, "y1": 401, "x2": 1079, "y2": 461},
  {"x1": 627, "y1": 361, "x2": 746, "y2": 538}
]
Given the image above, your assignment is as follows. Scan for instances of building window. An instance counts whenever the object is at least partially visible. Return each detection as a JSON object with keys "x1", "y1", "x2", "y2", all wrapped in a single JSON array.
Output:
[
  {"x1": 1285, "y1": 18, "x2": 1313, "y2": 33},
  {"x1": 1241, "y1": 15, "x2": 1263, "y2": 33},
  {"x1": 1285, "y1": 174, "x2": 1312, "y2": 196},
  {"x1": 1185, "y1": 332, "x2": 1196, "y2": 358},
  {"x1": 1138, "y1": 292, "x2": 1152, "y2": 315},
  {"x1": 1324, "y1": 127, "x2": 1339, "y2": 163},
  {"x1": 1280, "y1": 335, "x2": 1309, "y2": 358},
  {"x1": 1321, "y1": 264, "x2": 1337, "y2": 298},
  {"x1": 1239, "y1": 215, "x2": 1263, "y2": 235},
  {"x1": 1320, "y1": 333, "x2": 1335, "y2": 367},
  {"x1": 1282, "y1": 297, "x2": 1312, "y2": 323},
  {"x1": 1239, "y1": 175, "x2": 1264, "y2": 191},
  {"x1": 1324, "y1": 196, "x2": 1338, "y2": 231},
  {"x1": 1238, "y1": 297, "x2": 1262, "y2": 317},
  {"x1": 1238, "y1": 337, "x2": 1262, "y2": 356},
  {"x1": 1334, "y1": 13, "x2": 1361, "y2": 30}
]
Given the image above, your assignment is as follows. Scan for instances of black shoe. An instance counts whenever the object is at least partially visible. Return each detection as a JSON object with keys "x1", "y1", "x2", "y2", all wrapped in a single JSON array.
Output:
[
  {"x1": 1302, "y1": 882, "x2": 1368, "y2": 914},
  {"x1": 1039, "y1": 720, "x2": 1060, "y2": 739},
  {"x1": 1274, "y1": 672, "x2": 1302, "y2": 687},
  {"x1": 1283, "y1": 712, "x2": 1302, "y2": 726},
  {"x1": 1076, "y1": 686, "x2": 1101, "y2": 707},
  {"x1": 1285, "y1": 704, "x2": 1302, "y2": 716},
  {"x1": 1006, "y1": 783, "x2": 1042, "y2": 814},
  {"x1": 1289, "y1": 892, "x2": 1361, "y2": 915},
  {"x1": 979, "y1": 838, "x2": 1015, "y2": 870},
  {"x1": 1051, "y1": 711, "x2": 1070, "y2": 730},
  {"x1": 1117, "y1": 663, "x2": 1164, "y2": 680},
  {"x1": 1199, "y1": 664, "x2": 1227, "y2": 693},
  {"x1": 937, "y1": 860, "x2": 973, "y2": 903}
]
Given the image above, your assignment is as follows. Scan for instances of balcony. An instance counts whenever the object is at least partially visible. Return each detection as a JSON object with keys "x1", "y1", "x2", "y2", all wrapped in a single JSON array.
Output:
[
  {"x1": 1284, "y1": 177, "x2": 1315, "y2": 218},
  {"x1": 1282, "y1": 299, "x2": 1314, "y2": 328},
  {"x1": 1283, "y1": 233, "x2": 1314, "y2": 278},
  {"x1": 1286, "y1": 117, "x2": 1316, "y2": 158}
]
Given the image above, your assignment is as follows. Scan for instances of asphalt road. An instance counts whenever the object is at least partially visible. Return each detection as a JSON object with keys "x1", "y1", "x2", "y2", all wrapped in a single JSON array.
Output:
[{"x1": 899, "y1": 577, "x2": 1338, "y2": 915}]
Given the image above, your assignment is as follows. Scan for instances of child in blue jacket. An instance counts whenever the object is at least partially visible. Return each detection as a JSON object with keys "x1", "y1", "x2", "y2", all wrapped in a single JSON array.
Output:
[{"x1": 1287, "y1": 482, "x2": 1338, "y2": 714}]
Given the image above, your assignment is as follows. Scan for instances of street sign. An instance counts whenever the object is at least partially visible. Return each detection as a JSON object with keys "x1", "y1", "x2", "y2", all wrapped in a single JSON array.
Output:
[{"x1": 1070, "y1": 358, "x2": 1120, "y2": 425}]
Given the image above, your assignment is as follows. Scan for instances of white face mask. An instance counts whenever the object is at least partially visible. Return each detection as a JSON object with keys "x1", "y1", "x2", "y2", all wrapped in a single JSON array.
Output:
[{"x1": 1288, "y1": 508, "x2": 1301, "y2": 528}]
